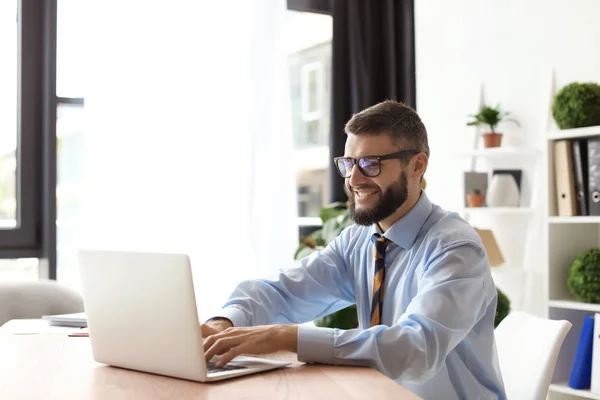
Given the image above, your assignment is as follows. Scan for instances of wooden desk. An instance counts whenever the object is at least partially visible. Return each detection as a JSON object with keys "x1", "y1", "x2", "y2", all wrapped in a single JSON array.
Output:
[{"x1": 0, "y1": 335, "x2": 421, "y2": 399}]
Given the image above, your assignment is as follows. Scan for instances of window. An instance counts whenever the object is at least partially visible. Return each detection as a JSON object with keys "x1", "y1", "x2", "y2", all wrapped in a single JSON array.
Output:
[
  {"x1": 55, "y1": 0, "x2": 84, "y2": 288},
  {"x1": 0, "y1": 1, "x2": 47, "y2": 275},
  {"x1": 286, "y1": 11, "x2": 332, "y2": 222},
  {"x1": 0, "y1": 258, "x2": 38, "y2": 281},
  {"x1": 0, "y1": 1, "x2": 19, "y2": 229},
  {"x1": 56, "y1": 103, "x2": 83, "y2": 287},
  {"x1": 0, "y1": 1, "x2": 19, "y2": 230}
]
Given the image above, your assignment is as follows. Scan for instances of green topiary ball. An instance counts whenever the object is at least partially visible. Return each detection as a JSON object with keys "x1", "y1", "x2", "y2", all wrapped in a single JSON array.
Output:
[
  {"x1": 568, "y1": 248, "x2": 600, "y2": 303},
  {"x1": 552, "y1": 82, "x2": 600, "y2": 129},
  {"x1": 495, "y1": 288, "x2": 510, "y2": 328}
]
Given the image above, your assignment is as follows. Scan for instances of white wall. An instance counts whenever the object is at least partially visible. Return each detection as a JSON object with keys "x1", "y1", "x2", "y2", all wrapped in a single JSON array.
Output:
[{"x1": 415, "y1": 0, "x2": 600, "y2": 315}]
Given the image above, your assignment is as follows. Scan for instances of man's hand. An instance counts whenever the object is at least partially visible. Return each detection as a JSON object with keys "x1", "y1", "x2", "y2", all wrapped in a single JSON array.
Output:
[
  {"x1": 201, "y1": 319, "x2": 233, "y2": 338},
  {"x1": 203, "y1": 324, "x2": 298, "y2": 367}
]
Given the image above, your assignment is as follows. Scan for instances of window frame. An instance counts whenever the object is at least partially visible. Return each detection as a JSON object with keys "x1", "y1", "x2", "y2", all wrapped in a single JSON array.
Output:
[
  {"x1": 287, "y1": 0, "x2": 331, "y2": 15},
  {"x1": 0, "y1": 0, "x2": 58, "y2": 281}
]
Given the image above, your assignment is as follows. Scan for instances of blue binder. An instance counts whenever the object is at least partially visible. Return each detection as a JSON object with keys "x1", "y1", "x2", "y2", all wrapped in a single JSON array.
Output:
[{"x1": 569, "y1": 315, "x2": 595, "y2": 389}]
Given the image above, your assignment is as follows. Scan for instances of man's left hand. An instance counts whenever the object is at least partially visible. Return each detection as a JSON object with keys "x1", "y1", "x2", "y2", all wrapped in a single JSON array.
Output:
[{"x1": 203, "y1": 324, "x2": 298, "y2": 367}]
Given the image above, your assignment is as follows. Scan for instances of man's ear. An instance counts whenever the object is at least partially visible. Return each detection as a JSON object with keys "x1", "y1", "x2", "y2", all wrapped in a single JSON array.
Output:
[{"x1": 413, "y1": 153, "x2": 428, "y2": 180}]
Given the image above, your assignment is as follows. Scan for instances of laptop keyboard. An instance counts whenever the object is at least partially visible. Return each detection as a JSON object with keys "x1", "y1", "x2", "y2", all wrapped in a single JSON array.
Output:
[{"x1": 207, "y1": 361, "x2": 248, "y2": 374}]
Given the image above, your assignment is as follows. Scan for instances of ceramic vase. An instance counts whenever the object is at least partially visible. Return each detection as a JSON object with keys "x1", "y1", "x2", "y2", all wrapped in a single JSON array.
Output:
[{"x1": 486, "y1": 174, "x2": 519, "y2": 207}]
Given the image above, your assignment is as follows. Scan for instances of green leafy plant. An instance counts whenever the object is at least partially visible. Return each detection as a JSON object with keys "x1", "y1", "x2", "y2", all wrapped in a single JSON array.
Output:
[
  {"x1": 467, "y1": 105, "x2": 519, "y2": 133},
  {"x1": 495, "y1": 288, "x2": 510, "y2": 328},
  {"x1": 294, "y1": 202, "x2": 356, "y2": 328},
  {"x1": 295, "y1": 199, "x2": 511, "y2": 329},
  {"x1": 294, "y1": 201, "x2": 353, "y2": 260},
  {"x1": 567, "y1": 248, "x2": 600, "y2": 303},
  {"x1": 552, "y1": 82, "x2": 600, "y2": 129}
]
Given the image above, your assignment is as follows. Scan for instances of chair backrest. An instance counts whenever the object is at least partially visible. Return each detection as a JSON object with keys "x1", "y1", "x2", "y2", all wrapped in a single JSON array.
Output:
[
  {"x1": 0, "y1": 280, "x2": 84, "y2": 327},
  {"x1": 495, "y1": 311, "x2": 572, "y2": 400}
]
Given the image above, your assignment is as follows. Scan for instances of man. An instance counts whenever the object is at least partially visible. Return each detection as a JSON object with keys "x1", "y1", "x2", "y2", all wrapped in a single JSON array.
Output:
[{"x1": 202, "y1": 100, "x2": 506, "y2": 400}]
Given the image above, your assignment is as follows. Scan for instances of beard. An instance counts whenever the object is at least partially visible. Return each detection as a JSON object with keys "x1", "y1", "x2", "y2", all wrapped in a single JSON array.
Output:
[{"x1": 348, "y1": 172, "x2": 409, "y2": 226}]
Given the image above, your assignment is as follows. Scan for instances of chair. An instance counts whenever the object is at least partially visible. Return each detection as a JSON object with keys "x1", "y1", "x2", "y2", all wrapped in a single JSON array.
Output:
[
  {"x1": 495, "y1": 311, "x2": 572, "y2": 400},
  {"x1": 0, "y1": 280, "x2": 84, "y2": 327}
]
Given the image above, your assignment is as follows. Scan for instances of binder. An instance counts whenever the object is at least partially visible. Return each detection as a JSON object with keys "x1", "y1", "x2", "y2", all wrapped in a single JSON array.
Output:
[
  {"x1": 554, "y1": 140, "x2": 577, "y2": 217},
  {"x1": 569, "y1": 314, "x2": 594, "y2": 389},
  {"x1": 588, "y1": 138, "x2": 600, "y2": 216},
  {"x1": 572, "y1": 139, "x2": 589, "y2": 215}
]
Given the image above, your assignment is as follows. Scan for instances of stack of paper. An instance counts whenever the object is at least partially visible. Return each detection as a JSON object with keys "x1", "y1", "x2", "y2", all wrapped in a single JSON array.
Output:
[
  {"x1": 42, "y1": 312, "x2": 87, "y2": 328},
  {"x1": 0, "y1": 319, "x2": 84, "y2": 335}
]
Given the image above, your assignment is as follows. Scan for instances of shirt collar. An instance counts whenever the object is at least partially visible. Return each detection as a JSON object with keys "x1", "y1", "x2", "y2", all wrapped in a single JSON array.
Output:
[{"x1": 372, "y1": 190, "x2": 433, "y2": 249}]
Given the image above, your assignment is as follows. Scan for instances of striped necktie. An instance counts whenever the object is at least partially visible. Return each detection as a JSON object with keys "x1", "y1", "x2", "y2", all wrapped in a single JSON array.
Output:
[{"x1": 370, "y1": 233, "x2": 392, "y2": 327}]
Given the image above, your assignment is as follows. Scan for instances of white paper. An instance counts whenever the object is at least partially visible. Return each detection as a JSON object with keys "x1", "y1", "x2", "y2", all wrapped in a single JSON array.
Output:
[
  {"x1": 590, "y1": 313, "x2": 600, "y2": 394},
  {"x1": 0, "y1": 319, "x2": 86, "y2": 335}
]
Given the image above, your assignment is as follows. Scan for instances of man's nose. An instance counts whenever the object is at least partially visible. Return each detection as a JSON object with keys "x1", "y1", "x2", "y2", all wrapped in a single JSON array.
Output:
[{"x1": 348, "y1": 164, "x2": 368, "y2": 187}]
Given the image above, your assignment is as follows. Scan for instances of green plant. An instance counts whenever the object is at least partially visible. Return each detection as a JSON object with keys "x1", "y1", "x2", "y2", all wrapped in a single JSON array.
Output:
[
  {"x1": 294, "y1": 202, "x2": 353, "y2": 260},
  {"x1": 495, "y1": 288, "x2": 510, "y2": 328},
  {"x1": 567, "y1": 248, "x2": 600, "y2": 303},
  {"x1": 295, "y1": 202, "x2": 356, "y2": 328},
  {"x1": 552, "y1": 82, "x2": 600, "y2": 129},
  {"x1": 467, "y1": 105, "x2": 519, "y2": 133}
]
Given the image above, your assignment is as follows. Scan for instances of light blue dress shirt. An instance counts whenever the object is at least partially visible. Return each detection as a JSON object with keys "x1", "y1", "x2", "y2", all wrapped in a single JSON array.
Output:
[{"x1": 216, "y1": 191, "x2": 506, "y2": 400}]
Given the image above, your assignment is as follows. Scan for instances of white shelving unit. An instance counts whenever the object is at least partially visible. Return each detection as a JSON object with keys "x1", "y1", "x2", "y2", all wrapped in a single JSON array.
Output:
[
  {"x1": 463, "y1": 206, "x2": 534, "y2": 216},
  {"x1": 459, "y1": 146, "x2": 541, "y2": 160},
  {"x1": 549, "y1": 383, "x2": 600, "y2": 400},
  {"x1": 543, "y1": 75, "x2": 600, "y2": 398},
  {"x1": 457, "y1": 85, "x2": 544, "y2": 317}
]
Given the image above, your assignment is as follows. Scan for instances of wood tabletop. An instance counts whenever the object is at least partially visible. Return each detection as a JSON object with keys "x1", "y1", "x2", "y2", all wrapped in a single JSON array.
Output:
[{"x1": 0, "y1": 335, "x2": 422, "y2": 400}]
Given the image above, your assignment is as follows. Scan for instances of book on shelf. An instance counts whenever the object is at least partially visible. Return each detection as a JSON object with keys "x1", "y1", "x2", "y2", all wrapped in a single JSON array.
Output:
[
  {"x1": 589, "y1": 138, "x2": 600, "y2": 216},
  {"x1": 552, "y1": 136, "x2": 600, "y2": 217},
  {"x1": 572, "y1": 139, "x2": 589, "y2": 216},
  {"x1": 569, "y1": 314, "x2": 594, "y2": 390},
  {"x1": 554, "y1": 140, "x2": 577, "y2": 216}
]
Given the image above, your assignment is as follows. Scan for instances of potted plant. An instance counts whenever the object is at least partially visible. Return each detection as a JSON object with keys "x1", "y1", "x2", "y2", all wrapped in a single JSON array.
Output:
[
  {"x1": 567, "y1": 248, "x2": 600, "y2": 303},
  {"x1": 466, "y1": 189, "x2": 485, "y2": 208},
  {"x1": 552, "y1": 82, "x2": 600, "y2": 129},
  {"x1": 467, "y1": 105, "x2": 519, "y2": 148}
]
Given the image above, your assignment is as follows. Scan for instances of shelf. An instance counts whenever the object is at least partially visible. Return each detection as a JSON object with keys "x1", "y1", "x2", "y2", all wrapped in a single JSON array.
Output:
[
  {"x1": 462, "y1": 207, "x2": 533, "y2": 215},
  {"x1": 548, "y1": 299, "x2": 600, "y2": 313},
  {"x1": 547, "y1": 125, "x2": 600, "y2": 141},
  {"x1": 549, "y1": 216, "x2": 600, "y2": 224},
  {"x1": 459, "y1": 146, "x2": 540, "y2": 159},
  {"x1": 549, "y1": 382, "x2": 600, "y2": 399}
]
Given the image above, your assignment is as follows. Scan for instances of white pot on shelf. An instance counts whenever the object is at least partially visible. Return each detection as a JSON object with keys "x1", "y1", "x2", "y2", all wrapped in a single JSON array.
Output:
[{"x1": 487, "y1": 174, "x2": 520, "y2": 207}]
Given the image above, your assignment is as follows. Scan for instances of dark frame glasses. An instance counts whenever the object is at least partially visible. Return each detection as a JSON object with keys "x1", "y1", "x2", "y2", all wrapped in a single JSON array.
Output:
[{"x1": 333, "y1": 150, "x2": 419, "y2": 178}]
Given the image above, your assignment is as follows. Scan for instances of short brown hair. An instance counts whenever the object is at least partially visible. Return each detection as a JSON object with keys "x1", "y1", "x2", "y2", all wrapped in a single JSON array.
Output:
[{"x1": 344, "y1": 100, "x2": 430, "y2": 157}]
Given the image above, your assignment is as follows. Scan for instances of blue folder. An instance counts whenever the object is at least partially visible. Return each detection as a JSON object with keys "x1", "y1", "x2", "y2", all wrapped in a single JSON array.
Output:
[{"x1": 569, "y1": 314, "x2": 595, "y2": 389}]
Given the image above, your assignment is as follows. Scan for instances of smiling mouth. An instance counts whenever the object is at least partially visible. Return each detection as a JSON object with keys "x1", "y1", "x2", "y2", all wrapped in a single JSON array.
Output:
[{"x1": 354, "y1": 190, "x2": 379, "y2": 198}]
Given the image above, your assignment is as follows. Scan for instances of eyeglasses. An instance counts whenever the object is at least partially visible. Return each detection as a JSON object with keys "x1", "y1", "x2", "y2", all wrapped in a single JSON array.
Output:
[{"x1": 333, "y1": 150, "x2": 419, "y2": 178}]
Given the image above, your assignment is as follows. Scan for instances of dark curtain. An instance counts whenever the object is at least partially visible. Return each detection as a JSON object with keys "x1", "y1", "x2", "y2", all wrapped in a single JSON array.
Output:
[{"x1": 329, "y1": 0, "x2": 416, "y2": 203}]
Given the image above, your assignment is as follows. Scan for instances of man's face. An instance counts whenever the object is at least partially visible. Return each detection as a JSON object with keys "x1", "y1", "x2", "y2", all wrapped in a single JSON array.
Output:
[{"x1": 343, "y1": 134, "x2": 410, "y2": 226}]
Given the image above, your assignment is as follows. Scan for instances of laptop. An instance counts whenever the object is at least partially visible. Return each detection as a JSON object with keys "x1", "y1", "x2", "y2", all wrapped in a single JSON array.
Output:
[{"x1": 77, "y1": 249, "x2": 291, "y2": 382}]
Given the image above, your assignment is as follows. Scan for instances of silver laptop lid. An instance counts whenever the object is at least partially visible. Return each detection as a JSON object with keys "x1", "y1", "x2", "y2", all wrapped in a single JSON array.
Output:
[{"x1": 78, "y1": 249, "x2": 209, "y2": 381}]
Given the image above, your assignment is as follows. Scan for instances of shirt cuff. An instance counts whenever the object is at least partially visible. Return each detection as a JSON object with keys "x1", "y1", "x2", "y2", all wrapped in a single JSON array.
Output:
[
  {"x1": 210, "y1": 306, "x2": 248, "y2": 328},
  {"x1": 297, "y1": 324, "x2": 334, "y2": 364}
]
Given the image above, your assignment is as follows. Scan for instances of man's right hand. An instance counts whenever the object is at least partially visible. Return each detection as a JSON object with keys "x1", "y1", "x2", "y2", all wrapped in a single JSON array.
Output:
[{"x1": 201, "y1": 318, "x2": 233, "y2": 338}]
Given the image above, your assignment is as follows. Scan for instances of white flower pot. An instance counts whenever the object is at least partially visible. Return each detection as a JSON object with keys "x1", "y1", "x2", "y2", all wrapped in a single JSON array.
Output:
[{"x1": 487, "y1": 174, "x2": 520, "y2": 207}]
